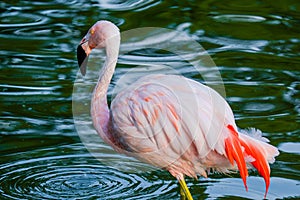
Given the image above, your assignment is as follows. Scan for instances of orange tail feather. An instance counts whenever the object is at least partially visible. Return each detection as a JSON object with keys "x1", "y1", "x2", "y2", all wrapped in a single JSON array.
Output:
[
  {"x1": 239, "y1": 136, "x2": 271, "y2": 198},
  {"x1": 225, "y1": 125, "x2": 248, "y2": 191},
  {"x1": 225, "y1": 124, "x2": 274, "y2": 198}
]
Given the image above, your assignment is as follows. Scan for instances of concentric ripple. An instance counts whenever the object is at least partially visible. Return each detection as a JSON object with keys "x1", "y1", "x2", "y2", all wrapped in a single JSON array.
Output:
[
  {"x1": 0, "y1": 12, "x2": 49, "y2": 28},
  {"x1": 0, "y1": 144, "x2": 174, "y2": 199}
]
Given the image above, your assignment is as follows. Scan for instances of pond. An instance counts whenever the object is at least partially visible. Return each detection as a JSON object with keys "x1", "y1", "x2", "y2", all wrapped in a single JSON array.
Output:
[{"x1": 1, "y1": 0, "x2": 299, "y2": 199}]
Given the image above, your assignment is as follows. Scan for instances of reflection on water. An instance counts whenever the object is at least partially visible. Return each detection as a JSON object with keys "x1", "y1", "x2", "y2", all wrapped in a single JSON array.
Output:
[{"x1": 1, "y1": 0, "x2": 299, "y2": 199}]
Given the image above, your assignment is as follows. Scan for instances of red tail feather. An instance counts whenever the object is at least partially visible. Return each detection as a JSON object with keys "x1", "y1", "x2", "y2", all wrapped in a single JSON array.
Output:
[
  {"x1": 225, "y1": 124, "x2": 272, "y2": 198},
  {"x1": 239, "y1": 137, "x2": 270, "y2": 198},
  {"x1": 225, "y1": 125, "x2": 248, "y2": 191}
]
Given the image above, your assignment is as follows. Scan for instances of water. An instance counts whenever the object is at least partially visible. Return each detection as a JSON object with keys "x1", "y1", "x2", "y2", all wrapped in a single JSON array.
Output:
[{"x1": 1, "y1": 0, "x2": 299, "y2": 199}]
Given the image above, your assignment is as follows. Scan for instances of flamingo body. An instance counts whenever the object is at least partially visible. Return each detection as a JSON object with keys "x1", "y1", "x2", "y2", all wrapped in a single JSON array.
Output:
[
  {"x1": 111, "y1": 74, "x2": 235, "y2": 176},
  {"x1": 77, "y1": 20, "x2": 279, "y2": 199}
]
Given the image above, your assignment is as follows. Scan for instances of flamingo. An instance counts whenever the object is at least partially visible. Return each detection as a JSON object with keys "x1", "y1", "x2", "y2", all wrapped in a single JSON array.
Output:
[{"x1": 77, "y1": 20, "x2": 279, "y2": 199}]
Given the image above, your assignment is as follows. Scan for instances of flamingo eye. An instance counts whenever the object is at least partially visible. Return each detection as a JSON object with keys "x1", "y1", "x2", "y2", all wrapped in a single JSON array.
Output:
[{"x1": 90, "y1": 28, "x2": 95, "y2": 35}]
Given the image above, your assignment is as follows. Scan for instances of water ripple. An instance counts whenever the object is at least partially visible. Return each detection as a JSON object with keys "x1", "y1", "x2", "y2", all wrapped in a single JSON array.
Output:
[
  {"x1": 205, "y1": 177, "x2": 300, "y2": 199},
  {"x1": 279, "y1": 142, "x2": 300, "y2": 154},
  {"x1": 283, "y1": 81, "x2": 300, "y2": 114},
  {"x1": 212, "y1": 14, "x2": 266, "y2": 23},
  {"x1": 0, "y1": 12, "x2": 49, "y2": 28},
  {"x1": 0, "y1": 84, "x2": 61, "y2": 97},
  {"x1": 13, "y1": 23, "x2": 74, "y2": 40},
  {"x1": 0, "y1": 144, "x2": 175, "y2": 200},
  {"x1": 94, "y1": 0, "x2": 161, "y2": 12}
]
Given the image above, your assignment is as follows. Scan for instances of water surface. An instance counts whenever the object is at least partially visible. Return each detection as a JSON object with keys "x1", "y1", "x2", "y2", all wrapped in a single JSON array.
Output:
[{"x1": 1, "y1": 0, "x2": 299, "y2": 199}]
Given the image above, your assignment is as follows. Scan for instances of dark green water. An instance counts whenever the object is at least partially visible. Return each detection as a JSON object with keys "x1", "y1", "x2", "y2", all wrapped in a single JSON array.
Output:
[{"x1": 1, "y1": 0, "x2": 299, "y2": 199}]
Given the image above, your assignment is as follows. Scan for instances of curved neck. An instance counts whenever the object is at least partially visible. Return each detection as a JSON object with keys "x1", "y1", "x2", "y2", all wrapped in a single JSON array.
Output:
[{"x1": 91, "y1": 34, "x2": 120, "y2": 145}]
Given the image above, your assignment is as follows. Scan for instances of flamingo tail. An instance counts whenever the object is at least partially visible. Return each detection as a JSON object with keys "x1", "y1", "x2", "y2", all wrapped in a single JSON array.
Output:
[
  {"x1": 225, "y1": 125, "x2": 248, "y2": 191},
  {"x1": 225, "y1": 124, "x2": 279, "y2": 198}
]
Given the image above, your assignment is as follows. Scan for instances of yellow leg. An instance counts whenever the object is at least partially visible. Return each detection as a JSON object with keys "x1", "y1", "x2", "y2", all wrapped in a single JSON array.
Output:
[
  {"x1": 179, "y1": 179, "x2": 193, "y2": 200},
  {"x1": 180, "y1": 184, "x2": 186, "y2": 200}
]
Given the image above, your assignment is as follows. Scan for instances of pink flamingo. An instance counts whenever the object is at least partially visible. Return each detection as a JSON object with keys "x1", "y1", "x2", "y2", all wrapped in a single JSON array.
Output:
[{"x1": 77, "y1": 20, "x2": 279, "y2": 199}]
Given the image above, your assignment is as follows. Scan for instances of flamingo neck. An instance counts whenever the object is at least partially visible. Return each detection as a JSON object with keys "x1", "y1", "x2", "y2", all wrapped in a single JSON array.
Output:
[{"x1": 91, "y1": 35, "x2": 120, "y2": 146}]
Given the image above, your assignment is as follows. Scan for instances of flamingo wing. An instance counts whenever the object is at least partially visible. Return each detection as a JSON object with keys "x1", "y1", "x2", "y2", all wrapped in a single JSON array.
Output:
[{"x1": 110, "y1": 74, "x2": 235, "y2": 174}]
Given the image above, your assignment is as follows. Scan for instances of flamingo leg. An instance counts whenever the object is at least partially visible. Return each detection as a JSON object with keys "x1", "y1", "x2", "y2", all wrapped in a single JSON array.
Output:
[
  {"x1": 179, "y1": 179, "x2": 193, "y2": 200},
  {"x1": 180, "y1": 184, "x2": 186, "y2": 200}
]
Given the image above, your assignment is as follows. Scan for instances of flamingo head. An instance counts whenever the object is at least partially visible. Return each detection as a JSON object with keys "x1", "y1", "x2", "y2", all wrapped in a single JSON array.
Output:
[{"x1": 77, "y1": 20, "x2": 120, "y2": 75}]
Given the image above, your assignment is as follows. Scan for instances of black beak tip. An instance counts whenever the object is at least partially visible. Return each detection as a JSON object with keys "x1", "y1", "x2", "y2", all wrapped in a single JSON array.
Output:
[{"x1": 77, "y1": 45, "x2": 88, "y2": 76}]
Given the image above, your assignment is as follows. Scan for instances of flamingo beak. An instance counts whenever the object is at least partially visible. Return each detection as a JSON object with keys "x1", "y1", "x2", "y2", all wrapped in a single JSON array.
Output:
[{"x1": 77, "y1": 39, "x2": 90, "y2": 76}]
